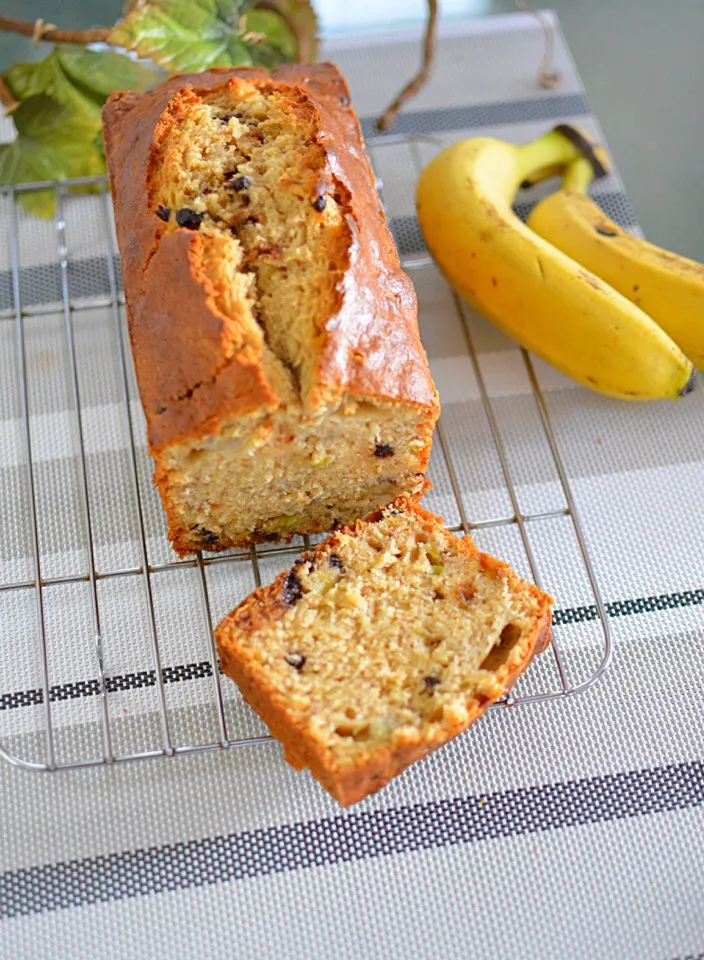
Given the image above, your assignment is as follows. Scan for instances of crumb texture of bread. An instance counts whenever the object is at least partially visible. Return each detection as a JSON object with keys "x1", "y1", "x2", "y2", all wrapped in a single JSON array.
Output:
[
  {"x1": 102, "y1": 65, "x2": 439, "y2": 556},
  {"x1": 216, "y1": 498, "x2": 553, "y2": 806}
]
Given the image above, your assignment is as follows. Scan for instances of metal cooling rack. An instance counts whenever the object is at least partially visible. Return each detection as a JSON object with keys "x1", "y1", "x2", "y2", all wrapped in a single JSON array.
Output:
[{"x1": 0, "y1": 133, "x2": 612, "y2": 773}]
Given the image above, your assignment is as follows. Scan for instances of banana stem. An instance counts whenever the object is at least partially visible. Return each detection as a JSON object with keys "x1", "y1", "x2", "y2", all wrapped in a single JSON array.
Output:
[
  {"x1": 562, "y1": 156, "x2": 595, "y2": 193},
  {"x1": 515, "y1": 129, "x2": 583, "y2": 185},
  {"x1": 520, "y1": 162, "x2": 566, "y2": 189}
]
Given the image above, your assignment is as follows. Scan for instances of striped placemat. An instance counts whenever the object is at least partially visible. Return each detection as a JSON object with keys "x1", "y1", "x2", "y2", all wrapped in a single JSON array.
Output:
[{"x1": 1, "y1": 12, "x2": 702, "y2": 959}]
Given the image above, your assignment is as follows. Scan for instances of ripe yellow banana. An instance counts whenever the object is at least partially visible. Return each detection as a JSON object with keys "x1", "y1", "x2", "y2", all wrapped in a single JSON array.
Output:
[
  {"x1": 416, "y1": 128, "x2": 696, "y2": 400},
  {"x1": 527, "y1": 156, "x2": 704, "y2": 370}
]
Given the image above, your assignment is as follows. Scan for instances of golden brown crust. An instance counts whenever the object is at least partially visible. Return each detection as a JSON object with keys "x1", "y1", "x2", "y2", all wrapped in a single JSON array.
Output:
[
  {"x1": 136, "y1": 231, "x2": 279, "y2": 446},
  {"x1": 216, "y1": 498, "x2": 553, "y2": 806},
  {"x1": 102, "y1": 63, "x2": 437, "y2": 455}
]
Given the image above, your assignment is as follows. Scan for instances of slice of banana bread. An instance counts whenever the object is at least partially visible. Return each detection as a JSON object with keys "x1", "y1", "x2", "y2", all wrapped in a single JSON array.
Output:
[{"x1": 216, "y1": 497, "x2": 552, "y2": 806}]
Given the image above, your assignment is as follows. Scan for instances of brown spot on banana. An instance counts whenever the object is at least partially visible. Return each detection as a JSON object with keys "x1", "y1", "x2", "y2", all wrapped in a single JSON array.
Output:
[
  {"x1": 577, "y1": 270, "x2": 602, "y2": 291},
  {"x1": 553, "y1": 124, "x2": 609, "y2": 179},
  {"x1": 680, "y1": 369, "x2": 698, "y2": 397}
]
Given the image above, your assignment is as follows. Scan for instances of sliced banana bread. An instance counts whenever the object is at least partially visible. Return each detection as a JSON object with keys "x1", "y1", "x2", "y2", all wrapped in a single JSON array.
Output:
[{"x1": 216, "y1": 497, "x2": 552, "y2": 806}]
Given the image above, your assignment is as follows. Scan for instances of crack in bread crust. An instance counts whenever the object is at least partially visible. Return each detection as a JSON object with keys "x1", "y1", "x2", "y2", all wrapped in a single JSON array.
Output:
[{"x1": 148, "y1": 78, "x2": 354, "y2": 406}]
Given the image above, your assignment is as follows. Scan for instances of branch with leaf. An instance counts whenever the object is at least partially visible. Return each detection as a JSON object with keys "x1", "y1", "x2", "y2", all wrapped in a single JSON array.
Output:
[{"x1": 0, "y1": 0, "x2": 440, "y2": 218}]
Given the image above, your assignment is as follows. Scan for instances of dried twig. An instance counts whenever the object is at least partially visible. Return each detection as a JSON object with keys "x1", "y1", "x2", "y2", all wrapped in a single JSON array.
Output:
[
  {"x1": 0, "y1": 15, "x2": 110, "y2": 45},
  {"x1": 0, "y1": 74, "x2": 19, "y2": 113},
  {"x1": 253, "y1": 2, "x2": 313, "y2": 62},
  {"x1": 515, "y1": 1, "x2": 561, "y2": 89},
  {"x1": 0, "y1": 7, "x2": 314, "y2": 61},
  {"x1": 376, "y1": 0, "x2": 438, "y2": 132}
]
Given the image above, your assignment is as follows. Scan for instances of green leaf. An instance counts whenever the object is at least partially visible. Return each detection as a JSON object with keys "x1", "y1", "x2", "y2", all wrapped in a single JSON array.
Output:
[
  {"x1": 214, "y1": 0, "x2": 249, "y2": 27},
  {"x1": 5, "y1": 49, "x2": 99, "y2": 117},
  {"x1": 109, "y1": 0, "x2": 294, "y2": 74},
  {"x1": 262, "y1": 0, "x2": 319, "y2": 60},
  {"x1": 5, "y1": 46, "x2": 158, "y2": 119},
  {"x1": 57, "y1": 47, "x2": 158, "y2": 103},
  {"x1": 244, "y1": 9, "x2": 297, "y2": 61},
  {"x1": 110, "y1": 0, "x2": 241, "y2": 73},
  {"x1": 93, "y1": 127, "x2": 106, "y2": 162},
  {"x1": 225, "y1": 37, "x2": 254, "y2": 67},
  {"x1": 0, "y1": 95, "x2": 105, "y2": 218}
]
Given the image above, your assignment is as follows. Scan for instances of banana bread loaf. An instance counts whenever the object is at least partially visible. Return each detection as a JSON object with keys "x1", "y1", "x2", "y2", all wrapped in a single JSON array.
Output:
[
  {"x1": 102, "y1": 64, "x2": 439, "y2": 557},
  {"x1": 216, "y1": 497, "x2": 552, "y2": 806}
]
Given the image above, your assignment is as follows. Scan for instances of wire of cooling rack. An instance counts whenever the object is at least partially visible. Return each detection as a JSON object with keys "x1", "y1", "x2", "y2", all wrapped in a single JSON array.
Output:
[{"x1": 0, "y1": 137, "x2": 612, "y2": 773}]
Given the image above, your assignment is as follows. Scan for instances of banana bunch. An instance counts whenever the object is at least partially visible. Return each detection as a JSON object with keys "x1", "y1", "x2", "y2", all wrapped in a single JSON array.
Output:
[{"x1": 416, "y1": 125, "x2": 701, "y2": 400}]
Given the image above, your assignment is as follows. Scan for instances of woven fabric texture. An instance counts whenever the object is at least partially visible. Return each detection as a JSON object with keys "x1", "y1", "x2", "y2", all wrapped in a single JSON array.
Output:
[{"x1": 0, "y1": 12, "x2": 702, "y2": 959}]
